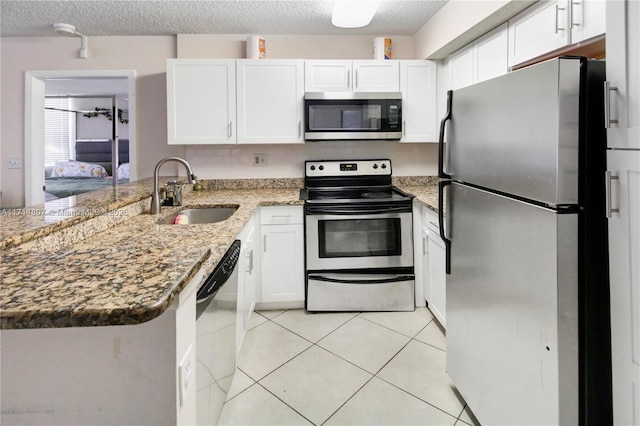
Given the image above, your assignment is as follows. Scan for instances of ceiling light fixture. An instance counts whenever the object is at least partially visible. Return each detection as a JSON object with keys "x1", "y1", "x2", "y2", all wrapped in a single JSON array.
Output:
[
  {"x1": 53, "y1": 23, "x2": 88, "y2": 59},
  {"x1": 331, "y1": 0, "x2": 381, "y2": 29}
]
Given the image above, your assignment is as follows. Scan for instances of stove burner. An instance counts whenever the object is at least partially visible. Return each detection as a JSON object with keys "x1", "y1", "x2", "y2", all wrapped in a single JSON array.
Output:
[{"x1": 361, "y1": 191, "x2": 392, "y2": 199}]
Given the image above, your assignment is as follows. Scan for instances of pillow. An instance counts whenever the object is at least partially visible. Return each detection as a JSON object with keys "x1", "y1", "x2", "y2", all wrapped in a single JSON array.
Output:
[
  {"x1": 50, "y1": 160, "x2": 108, "y2": 178},
  {"x1": 117, "y1": 162, "x2": 130, "y2": 180}
]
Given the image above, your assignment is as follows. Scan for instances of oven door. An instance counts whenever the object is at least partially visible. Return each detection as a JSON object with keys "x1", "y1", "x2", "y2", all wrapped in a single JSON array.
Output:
[{"x1": 305, "y1": 205, "x2": 413, "y2": 271}]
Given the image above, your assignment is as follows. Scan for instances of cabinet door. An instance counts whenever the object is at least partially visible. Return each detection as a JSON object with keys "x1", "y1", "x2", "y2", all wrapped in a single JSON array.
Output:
[
  {"x1": 508, "y1": 0, "x2": 570, "y2": 68},
  {"x1": 236, "y1": 60, "x2": 304, "y2": 144},
  {"x1": 352, "y1": 60, "x2": 400, "y2": 92},
  {"x1": 475, "y1": 23, "x2": 509, "y2": 84},
  {"x1": 570, "y1": 0, "x2": 605, "y2": 44},
  {"x1": 399, "y1": 60, "x2": 437, "y2": 143},
  {"x1": 260, "y1": 224, "x2": 305, "y2": 303},
  {"x1": 606, "y1": 0, "x2": 640, "y2": 149},
  {"x1": 426, "y1": 226, "x2": 446, "y2": 329},
  {"x1": 305, "y1": 60, "x2": 352, "y2": 92},
  {"x1": 448, "y1": 45, "x2": 474, "y2": 91},
  {"x1": 167, "y1": 59, "x2": 236, "y2": 145},
  {"x1": 607, "y1": 149, "x2": 640, "y2": 426},
  {"x1": 237, "y1": 220, "x2": 256, "y2": 354}
]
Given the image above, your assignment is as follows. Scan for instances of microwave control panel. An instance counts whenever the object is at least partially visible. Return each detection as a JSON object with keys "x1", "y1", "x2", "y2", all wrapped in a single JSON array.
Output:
[{"x1": 387, "y1": 101, "x2": 401, "y2": 130}]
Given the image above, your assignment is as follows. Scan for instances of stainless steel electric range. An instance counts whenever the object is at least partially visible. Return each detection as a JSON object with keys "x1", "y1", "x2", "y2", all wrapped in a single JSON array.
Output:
[{"x1": 302, "y1": 159, "x2": 415, "y2": 312}]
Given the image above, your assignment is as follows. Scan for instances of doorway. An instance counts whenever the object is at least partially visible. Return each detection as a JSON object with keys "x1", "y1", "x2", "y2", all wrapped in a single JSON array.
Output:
[{"x1": 25, "y1": 70, "x2": 136, "y2": 206}]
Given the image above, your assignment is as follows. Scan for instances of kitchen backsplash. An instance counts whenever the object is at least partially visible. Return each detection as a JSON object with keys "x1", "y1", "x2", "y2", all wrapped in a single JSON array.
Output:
[{"x1": 185, "y1": 141, "x2": 439, "y2": 179}]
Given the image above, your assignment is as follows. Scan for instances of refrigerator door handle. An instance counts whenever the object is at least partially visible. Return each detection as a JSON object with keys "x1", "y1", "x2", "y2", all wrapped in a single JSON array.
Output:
[
  {"x1": 438, "y1": 180, "x2": 452, "y2": 274},
  {"x1": 438, "y1": 90, "x2": 453, "y2": 179}
]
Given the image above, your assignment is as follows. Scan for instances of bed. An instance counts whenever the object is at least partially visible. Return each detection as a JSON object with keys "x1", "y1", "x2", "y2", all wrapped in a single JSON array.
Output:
[{"x1": 45, "y1": 139, "x2": 130, "y2": 200}]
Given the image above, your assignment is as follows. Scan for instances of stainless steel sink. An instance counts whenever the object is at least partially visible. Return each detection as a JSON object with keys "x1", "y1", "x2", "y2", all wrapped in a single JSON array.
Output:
[{"x1": 158, "y1": 206, "x2": 238, "y2": 225}]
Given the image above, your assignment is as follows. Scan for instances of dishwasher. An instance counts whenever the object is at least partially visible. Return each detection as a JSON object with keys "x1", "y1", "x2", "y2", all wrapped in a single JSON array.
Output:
[{"x1": 196, "y1": 240, "x2": 240, "y2": 425}]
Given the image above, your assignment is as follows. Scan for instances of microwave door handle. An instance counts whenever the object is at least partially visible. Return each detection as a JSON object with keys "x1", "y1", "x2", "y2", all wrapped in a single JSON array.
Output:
[{"x1": 308, "y1": 274, "x2": 414, "y2": 284}]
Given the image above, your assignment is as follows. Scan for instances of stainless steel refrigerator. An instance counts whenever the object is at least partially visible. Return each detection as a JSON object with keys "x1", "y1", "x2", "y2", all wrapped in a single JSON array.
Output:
[{"x1": 438, "y1": 57, "x2": 612, "y2": 425}]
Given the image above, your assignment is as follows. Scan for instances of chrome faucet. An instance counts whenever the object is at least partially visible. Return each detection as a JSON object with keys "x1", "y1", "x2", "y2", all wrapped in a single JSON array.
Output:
[{"x1": 150, "y1": 157, "x2": 197, "y2": 214}]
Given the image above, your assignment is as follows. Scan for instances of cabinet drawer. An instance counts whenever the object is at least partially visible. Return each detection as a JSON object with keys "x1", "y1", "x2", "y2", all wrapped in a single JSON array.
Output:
[{"x1": 260, "y1": 206, "x2": 303, "y2": 225}]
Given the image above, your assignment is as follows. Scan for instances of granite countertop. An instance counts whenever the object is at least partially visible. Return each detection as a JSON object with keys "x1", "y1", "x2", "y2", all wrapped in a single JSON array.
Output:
[{"x1": 1, "y1": 177, "x2": 439, "y2": 330}]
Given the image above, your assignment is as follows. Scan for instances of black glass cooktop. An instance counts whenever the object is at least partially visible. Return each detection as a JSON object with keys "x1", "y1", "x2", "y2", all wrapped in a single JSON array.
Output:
[{"x1": 305, "y1": 186, "x2": 412, "y2": 202}]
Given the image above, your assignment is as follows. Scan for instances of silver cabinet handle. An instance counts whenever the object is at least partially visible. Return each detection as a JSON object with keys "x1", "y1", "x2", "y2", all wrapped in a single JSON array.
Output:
[
  {"x1": 298, "y1": 121, "x2": 302, "y2": 138},
  {"x1": 555, "y1": 4, "x2": 566, "y2": 33},
  {"x1": 605, "y1": 171, "x2": 620, "y2": 218},
  {"x1": 263, "y1": 235, "x2": 267, "y2": 252},
  {"x1": 571, "y1": 1, "x2": 580, "y2": 28},
  {"x1": 355, "y1": 69, "x2": 358, "y2": 89},
  {"x1": 228, "y1": 121, "x2": 233, "y2": 137},
  {"x1": 403, "y1": 120, "x2": 406, "y2": 136},
  {"x1": 422, "y1": 236, "x2": 428, "y2": 256},
  {"x1": 347, "y1": 69, "x2": 351, "y2": 89},
  {"x1": 246, "y1": 249, "x2": 254, "y2": 273},
  {"x1": 604, "y1": 81, "x2": 619, "y2": 128}
]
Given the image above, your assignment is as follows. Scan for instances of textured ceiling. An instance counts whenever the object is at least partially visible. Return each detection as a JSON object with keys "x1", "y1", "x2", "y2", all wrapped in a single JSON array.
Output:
[{"x1": 0, "y1": 0, "x2": 448, "y2": 37}]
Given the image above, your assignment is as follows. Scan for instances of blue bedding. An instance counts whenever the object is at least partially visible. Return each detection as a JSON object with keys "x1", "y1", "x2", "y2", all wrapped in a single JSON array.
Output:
[{"x1": 45, "y1": 177, "x2": 129, "y2": 199}]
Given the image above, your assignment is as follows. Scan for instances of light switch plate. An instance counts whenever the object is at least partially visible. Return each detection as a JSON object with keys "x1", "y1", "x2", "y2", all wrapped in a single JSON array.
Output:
[{"x1": 8, "y1": 156, "x2": 22, "y2": 169}]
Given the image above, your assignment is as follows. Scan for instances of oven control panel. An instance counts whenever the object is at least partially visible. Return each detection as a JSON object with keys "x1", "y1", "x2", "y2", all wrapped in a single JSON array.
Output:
[{"x1": 306, "y1": 159, "x2": 392, "y2": 177}]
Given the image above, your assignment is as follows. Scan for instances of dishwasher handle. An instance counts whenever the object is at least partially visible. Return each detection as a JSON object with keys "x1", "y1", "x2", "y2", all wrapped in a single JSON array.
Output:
[{"x1": 196, "y1": 240, "x2": 241, "y2": 306}]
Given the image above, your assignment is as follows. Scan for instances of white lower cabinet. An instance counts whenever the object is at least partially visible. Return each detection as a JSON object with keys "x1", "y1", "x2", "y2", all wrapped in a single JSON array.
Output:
[
  {"x1": 257, "y1": 206, "x2": 305, "y2": 308},
  {"x1": 418, "y1": 205, "x2": 447, "y2": 329},
  {"x1": 236, "y1": 212, "x2": 256, "y2": 354},
  {"x1": 606, "y1": 149, "x2": 640, "y2": 426}
]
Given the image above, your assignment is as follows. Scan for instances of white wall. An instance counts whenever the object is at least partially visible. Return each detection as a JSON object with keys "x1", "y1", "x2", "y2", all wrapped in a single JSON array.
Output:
[
  {"x1": 1, "y1": 34, "x2": 438, "y2": 208},
  {"x1": 1, "y1": 36, "x2": 180, "y2": 207},
  {"x1": 414, "y1": 0, "x2": 535, "y2": 59}
]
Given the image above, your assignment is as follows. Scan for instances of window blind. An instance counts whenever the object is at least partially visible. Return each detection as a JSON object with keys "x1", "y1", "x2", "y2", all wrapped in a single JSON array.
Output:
[{"x1": 44, "y1": 98, "x2": 74, "y2": 167}]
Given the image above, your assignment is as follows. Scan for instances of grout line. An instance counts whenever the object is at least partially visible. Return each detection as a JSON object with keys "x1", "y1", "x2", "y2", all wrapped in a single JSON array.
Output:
[
  {"x1": 241, "y1": 308, "x2": 460, "y2": 423},
  {"x1": 255, "y1": 381, "x2": 317, "y2": 425}
]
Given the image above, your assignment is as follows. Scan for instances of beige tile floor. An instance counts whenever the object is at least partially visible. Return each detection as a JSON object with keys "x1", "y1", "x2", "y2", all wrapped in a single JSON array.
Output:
[{"x1": 218, "y1": 307, "x2": 479, "y2": 426}]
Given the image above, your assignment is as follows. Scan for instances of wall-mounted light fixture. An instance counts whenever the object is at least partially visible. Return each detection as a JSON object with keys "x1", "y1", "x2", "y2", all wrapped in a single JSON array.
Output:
[
  {"x1": 53, "y1": 23, "x2": 88, "y2": 59},
  {"x1": 331, "y1": 0, "x2": 381, "y2": 29}
]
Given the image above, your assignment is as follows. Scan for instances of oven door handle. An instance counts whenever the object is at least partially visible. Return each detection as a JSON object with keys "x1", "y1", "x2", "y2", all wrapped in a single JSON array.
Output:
[
  {"x1": 305, "y1": 205, "x2": 411, "y2": 215},
  {"x1": 308, "y1": 274, "x2": 414, "y2": 284}
]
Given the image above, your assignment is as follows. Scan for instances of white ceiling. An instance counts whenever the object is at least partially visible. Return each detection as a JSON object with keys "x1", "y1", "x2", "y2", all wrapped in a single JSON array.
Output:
[{"x1": 0, "y1": 0, "x2": 448, "y2": 37}]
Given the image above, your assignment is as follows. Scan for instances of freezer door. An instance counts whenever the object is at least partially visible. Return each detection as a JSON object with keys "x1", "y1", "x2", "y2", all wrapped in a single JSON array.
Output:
[
  {"x1": 446, "y1": 182, "x2": 579, "y2": 425},
  {"x1": 447, "y1": 57, "x2": 583, "y2": 206}
]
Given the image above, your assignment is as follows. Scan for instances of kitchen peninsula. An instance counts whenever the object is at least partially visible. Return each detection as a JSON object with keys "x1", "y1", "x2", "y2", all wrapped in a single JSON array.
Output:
[{"x1": 0, "y1": 176, "x2": 439, "y2": 425}]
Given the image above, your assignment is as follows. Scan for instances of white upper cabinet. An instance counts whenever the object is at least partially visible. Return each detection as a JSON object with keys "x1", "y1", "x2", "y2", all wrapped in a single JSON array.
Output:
[
  {"x1": 400, "y1": 60, "x2": 437, "y2": 143},
  {"x1": 304, "y1": 60, "x2": 352, "y2": 91},
  {"x1": 508, "y1": 0, "x2": 605, "y2": 68},
  {"x1": 474, "y1": 23, "x2": 509, "y2": 84},
  {"x1": 305, "y1": 60, "x2": 400, "y2": 92},
  {"x1": 352, "y1": 60, "x2": 400, "y2": 92},
  {"x1": 606, "y1": 0, "x2": 639, "y2": 149},
  {"x1": 448, "y1": 23, "x2": 508, "y2": 91},
  {"x1": 236, "y1": 59, "x2": 305, "y2": 144},
  {"x1": 571, "y1": 0, "x2": 606, "y2": 43},
  {"x1": 448, "y1": 45, "x2": 475, "y2": 91},
  {"x1": 166, "y1": 59, "x2": 236, "y2": 145}
]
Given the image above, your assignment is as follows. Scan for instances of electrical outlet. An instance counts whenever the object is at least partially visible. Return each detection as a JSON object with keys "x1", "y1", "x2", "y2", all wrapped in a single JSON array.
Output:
[
  {"x1": 178, "y1": 345, "x2": 194, "y2": 406},
  {"x1": 8, "y1": 156, "x2": 22, "y2": 169},
  {"x1": 253, "y1": 154, "x2": 267, "y2": 167}
]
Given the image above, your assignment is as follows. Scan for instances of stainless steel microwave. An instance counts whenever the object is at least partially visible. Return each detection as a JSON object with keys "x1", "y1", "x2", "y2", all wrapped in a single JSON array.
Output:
[{"x1": 304, "y1": 92, "x2": 402, "y2": 141}]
